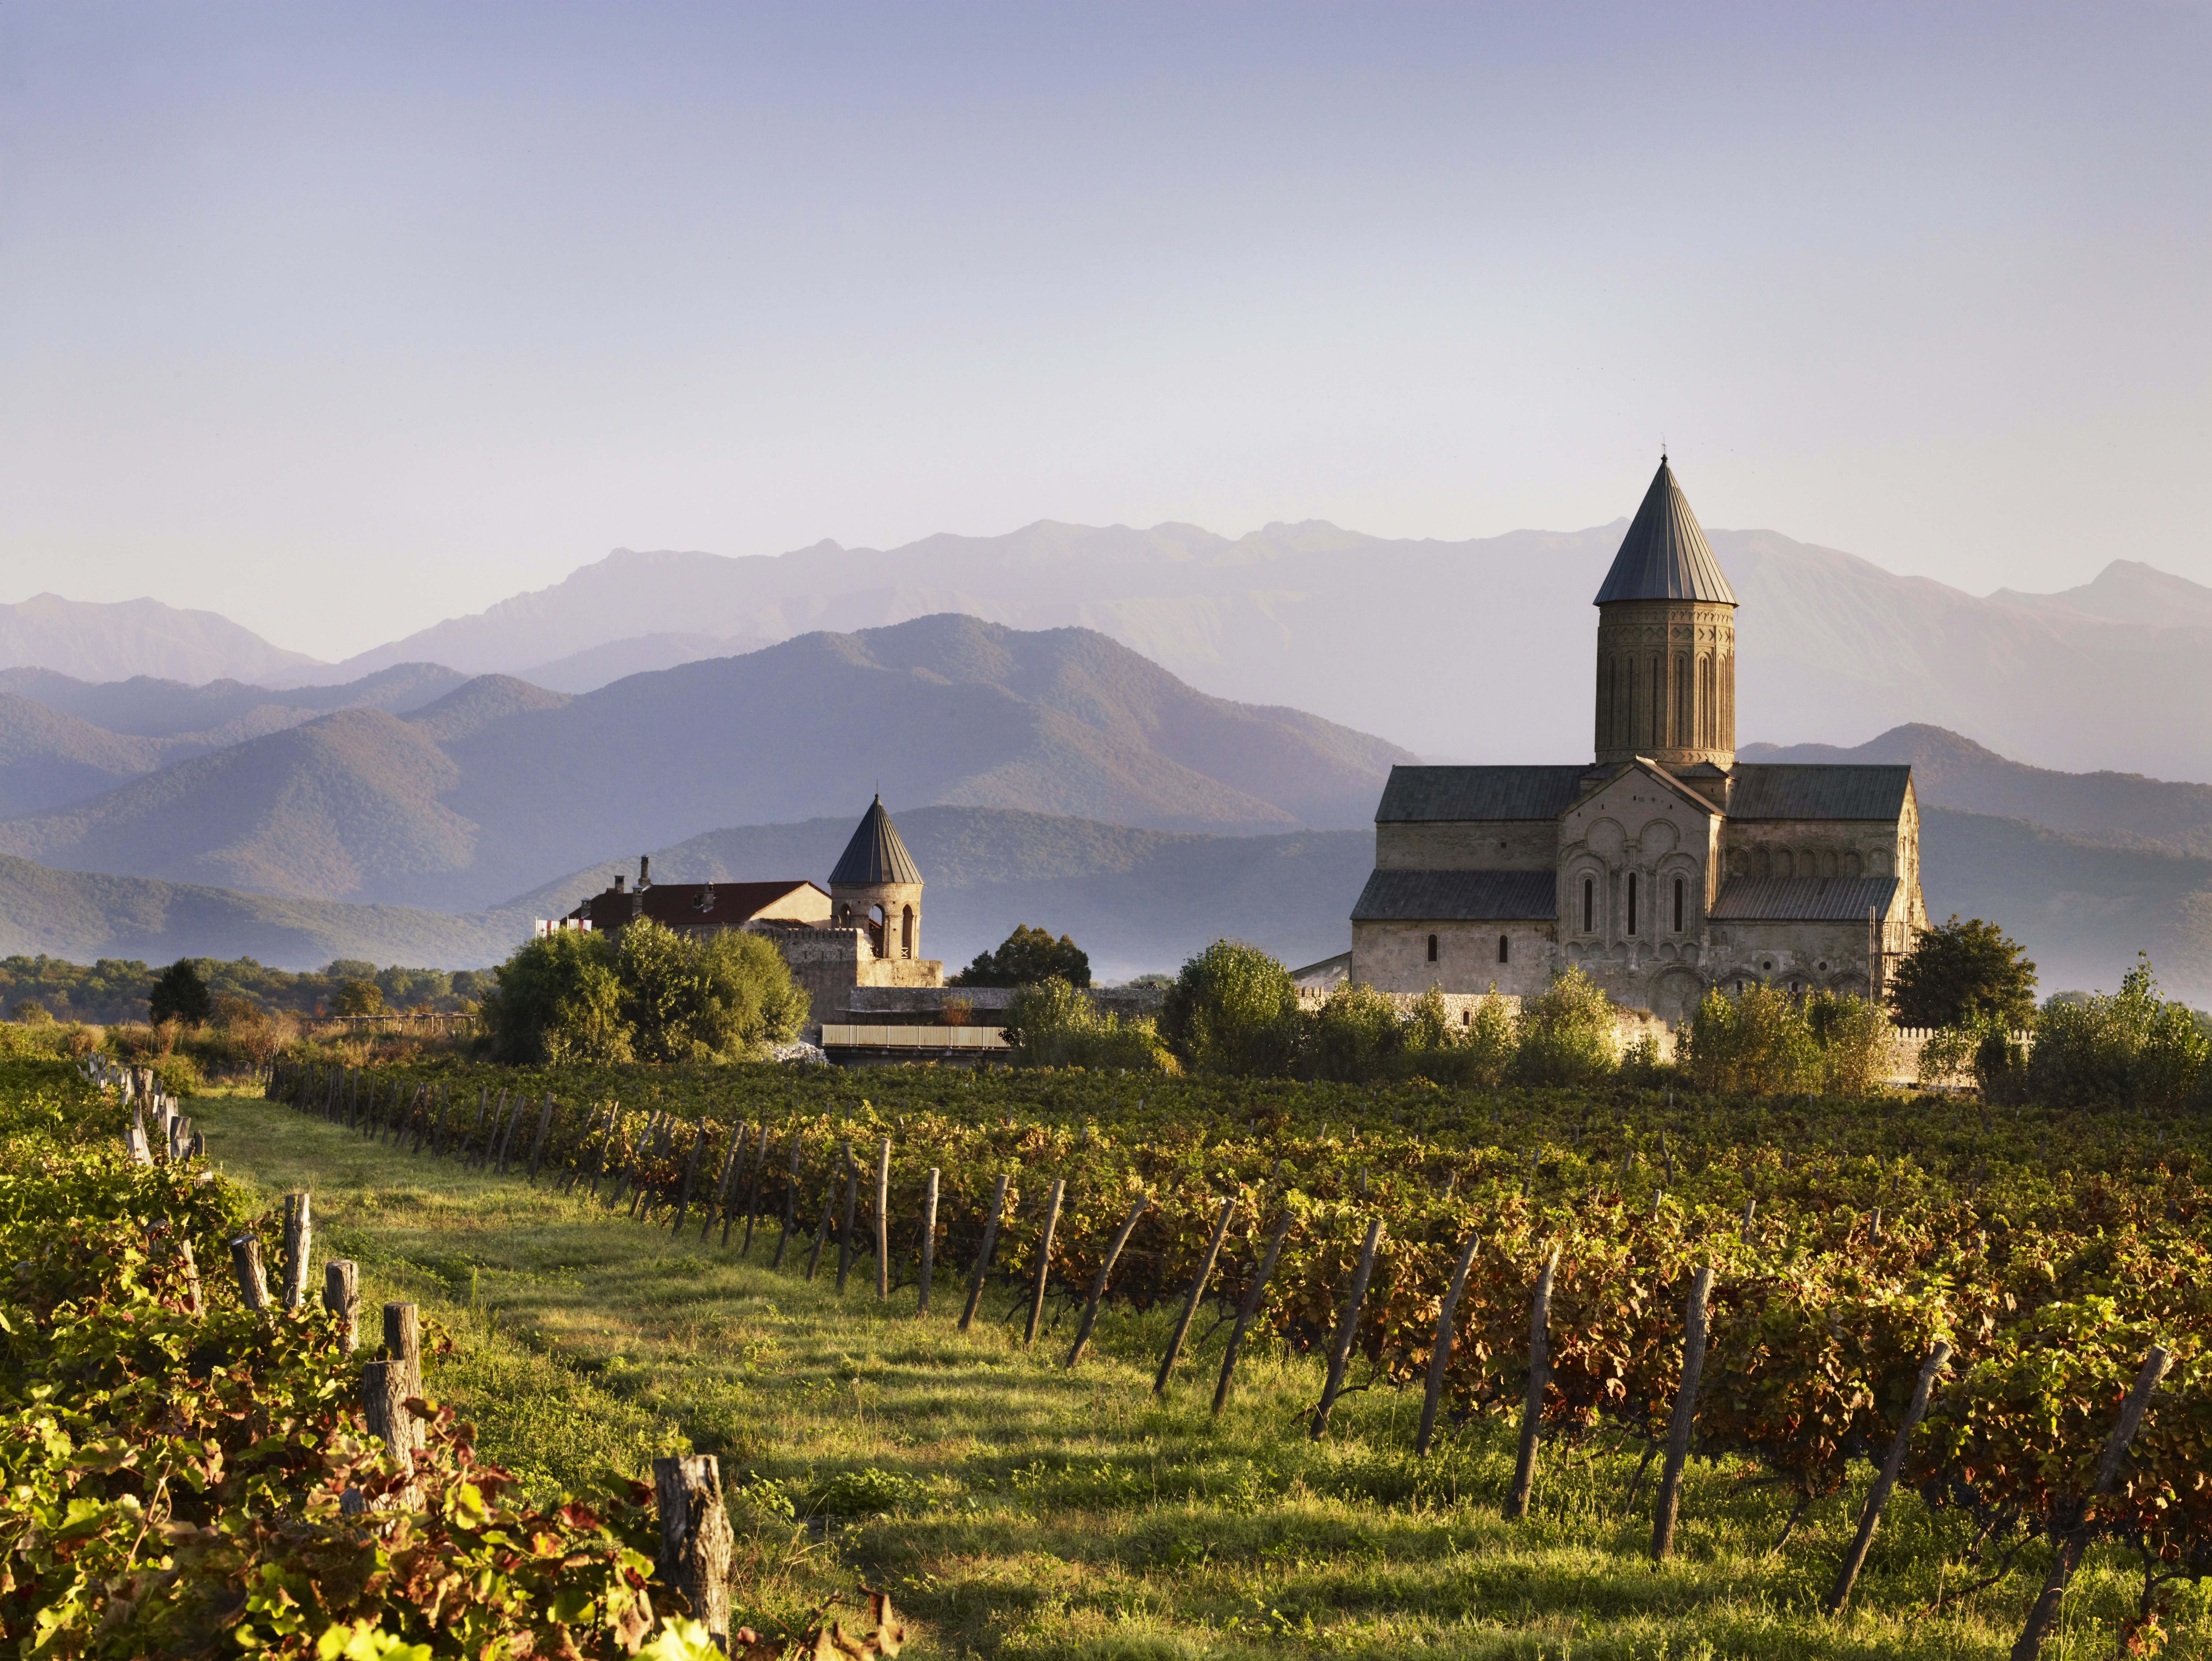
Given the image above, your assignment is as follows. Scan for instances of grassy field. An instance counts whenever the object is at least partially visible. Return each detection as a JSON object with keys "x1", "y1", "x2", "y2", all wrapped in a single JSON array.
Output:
[{"x1": 191, "y1": 1088, "x2": 2210, "y2": 1661}]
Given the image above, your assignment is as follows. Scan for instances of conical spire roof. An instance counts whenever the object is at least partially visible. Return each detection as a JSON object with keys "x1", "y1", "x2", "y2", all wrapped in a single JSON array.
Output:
[
  {"x1": 1593, "y1": 456, "x2": 1737, "y2": 606},
  {"x1": 829, "y1": 795, "x2": 922, "y2": 886}
]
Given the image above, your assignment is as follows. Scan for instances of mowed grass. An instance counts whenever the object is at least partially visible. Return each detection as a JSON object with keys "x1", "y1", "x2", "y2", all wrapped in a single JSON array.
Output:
[{"x1": 192, "y1": 1091, "x2": 2211, "y2": 1660}]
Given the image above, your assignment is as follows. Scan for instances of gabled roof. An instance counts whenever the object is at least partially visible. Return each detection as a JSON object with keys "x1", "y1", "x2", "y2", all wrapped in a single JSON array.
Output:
[
  {"x1": 1352, "y1": 869, "x2": 1558, "y2": 922},
  {"x1": 571, "y1": 879, "x2": 829, "y2": 928},
  {"x1": 1593, "y1": 457, "x2": 1738, "y2": 607},
  {"x1": 1376, "y1": 765, "x2": 1591, "y2": 823},
  {"x1": 829, "y1": 796, "x2": 923, "y2": 886},
  {"x1": 1726, "y1": 765, "x2": 1912, "y2": 821},
  {"x1": 1710, "y1": 875, "x2": 1900, "y2": 922}
]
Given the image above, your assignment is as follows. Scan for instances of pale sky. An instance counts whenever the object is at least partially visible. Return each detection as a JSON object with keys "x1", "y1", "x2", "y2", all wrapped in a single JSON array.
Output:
[{"x1": 2, "y1": 2, "x2": 2206, "y2": 661}]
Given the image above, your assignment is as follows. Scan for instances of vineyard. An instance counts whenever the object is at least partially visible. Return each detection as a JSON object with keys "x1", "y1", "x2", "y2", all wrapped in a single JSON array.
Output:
[{"x1": 254, "y1": 1051, "x2": 2212, "y2": 1656}]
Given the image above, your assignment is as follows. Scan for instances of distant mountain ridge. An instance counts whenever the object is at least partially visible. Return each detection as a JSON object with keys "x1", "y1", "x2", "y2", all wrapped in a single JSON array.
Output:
[
  {"x1": 0, "y1": 594, "x2": 316, "y2": 684},
  {"x1": 268, "y1": 522, "x2": 2212, "y2": 785},
  {"x1": 0, "y1": 616, "x2": 1411, "y2": 913}
]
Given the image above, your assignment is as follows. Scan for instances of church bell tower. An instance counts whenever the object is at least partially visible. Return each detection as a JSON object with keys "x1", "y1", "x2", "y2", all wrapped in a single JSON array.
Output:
[{"x1": 1592, "y1": 455, "x2": 1738, "y2": 771}]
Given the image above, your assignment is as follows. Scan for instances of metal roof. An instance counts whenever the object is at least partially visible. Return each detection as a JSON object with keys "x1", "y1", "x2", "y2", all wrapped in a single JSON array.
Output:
[
  {"x1": 1352, "y1": 868, "x2": 1558, "y2": 922},
  {"x1": 1593, "y1": 457, "x2": 1738, "y2": 607},
  {"x1": 829, "y1": 796, "x2": 923, "y2": 886},
  {"x1": 1709, "y1": 875, "x2": 1899, "y2": 922},
  {"x1": 1376, "y1": 765, "x2": 1591, "y2": 823},
  {"x1": 1726, "y1": 765, "x2": 1913, "y2": 821}
]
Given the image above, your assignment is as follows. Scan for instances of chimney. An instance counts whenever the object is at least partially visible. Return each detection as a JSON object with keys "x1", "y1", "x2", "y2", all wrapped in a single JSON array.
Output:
[
  {"x1": 639, "y1": 855, "x2": 651, "y2": 888},
  {"x1": 614, "y1": 874, "x2": 626, "y2": 893}
]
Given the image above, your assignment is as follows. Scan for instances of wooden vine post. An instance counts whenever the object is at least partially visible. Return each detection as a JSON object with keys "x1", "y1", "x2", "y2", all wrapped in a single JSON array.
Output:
[
  {"x1": 231, "y1": 1235, "x2": 271, "y2": 1311},
  {"x1": 1826, "y1": 1340, "x2": 1952, "y2": 1614},
  {"x1": 383, "y1": 1301, "x2": 424, "y2": 1448},
  {"x1": 958, "y1": 1174, "x2": 1011, "y2": 1332},
  {"x1": 874, "y1": 1137, "x2": 893, "y2": 1301},
  {"x1": 1505, "y1": 1245, "x2": 1561, "y2": 1520},
  {"x1": 1066, "y1": 1194, "x2": 1149, "y2": 1367},
  {"x1": 1022, "y1": 1178, "x2": 1066, "y2": 1348},
  {"x1": 835, "y1": 1142, "x2": 861, "y2": 1292},
  {"x1": 771, "y1": 1124, "x2": 803, "y2": 1269},
  {"x1": 653, "y1": 1454, "x2": 734, "y2": 1649},
  {"x1": 738, "y1": 1121, "x2": 772, "y2": 1251},
  {"x1": 324, "y1": 1260, "x2": 360, "y2": 1354},
  {"x1": 917, "y1": 1167, "x2": 941, "y2": 1315},
  {"x1": 1311, "y1": 1217, "x2": 1383, "y2": 1439},
  {"x1": 279, "y1": 1191, "x2": 314, "y2": 1311},
  {"x1": 711, "y1": 1123, "x2": 747, "y2": 1249},
  {"x1": 1213, "y1": 1210, "x2": 1294, "y2": 1417},
  {"x1": 1152, "y1": 1196, "x2": 1233, "y2": 1392},
  {"x1": 670, "y1": 1121, "x2": 708, "y2": 1236},
  {"x1": 360, "y1": 1359, "x2": 415, "y2": 1504},
  {"x1": 526, "y1": 1095, "x2": 558, "y2": 1182},
  {"x1": 805, "y1": 1162, "x2": 837, "y2": 1282},
  {"x1": 2009, "y1": 1346, "x2": 2174, "y2": 1661},
  {"x1": 1417, "y1": 1234, "x2": 1483, "y2": 1457},
  {"x1": 1652, "y1": 1265, "x2": 1715, "y2": 1562}
]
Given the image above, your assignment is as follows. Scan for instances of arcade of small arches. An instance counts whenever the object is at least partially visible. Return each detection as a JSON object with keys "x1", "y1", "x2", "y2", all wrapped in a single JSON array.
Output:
[{"x1": 834, "y1": 900, "x2": 919, "y2": 961}]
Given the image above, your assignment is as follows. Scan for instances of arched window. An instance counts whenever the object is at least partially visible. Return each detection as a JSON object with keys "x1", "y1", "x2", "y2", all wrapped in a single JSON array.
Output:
[
  {"x1": 868, "y1": 904, "x2": 886, "y2": 959},
  {"x1": 1426, "y1": 933, "x2": 1438, "y2": 963},
  {"x1": 1582, "y1": 876, "x2": 1593, "y2": 933},
  {"x1": 1627, "y1": 872, "x2": 1638, "y2": 936},
  {"x1": 1497, "y1": 934, "x2": 1509, "y2": 964},
  {"x1": 1673, "y1": 877, "x2": 1685, "y2": 932},
  {"x1": 901, "y1": 905, "x2": 915, "y2": 958},
  {"x1": 1651, "y1": 658, "x2": 1664, "y2": 747}
]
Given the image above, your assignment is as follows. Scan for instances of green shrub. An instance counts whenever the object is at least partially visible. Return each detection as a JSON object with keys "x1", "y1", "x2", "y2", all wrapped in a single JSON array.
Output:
[
  {"x1": 1680, "y1": 985, "x2": 1816, "y2": 1094},
  {"x1": 1159, "y1": 941, "x2": 1302, "y2": 1078},
  {"x1": 1513, "y1": 965, "x2": 1618, "y2": 1088},
  {"x1": 1003, "y1": 976, "x2": 1175, "y2": 1072},
  {"x1": 1305, "y1": 982, "x2": 1402, "y2": 1083},
  {"x1": 1887, "y1": 914, "x2": 2038, "y2": 1030},
  {"x1": 1805, "y1": 991, "x2": 1898, "y2": 1097},
  {"x1": 2026, "y1": 955, "x2": 2208, "y2": 1110},
  {"x1": 481, "y1": 930, "x2": 632, "y2": 1065},
  {"x1": 335, "y1": 976, "x2": 386, "y2": 1016}
]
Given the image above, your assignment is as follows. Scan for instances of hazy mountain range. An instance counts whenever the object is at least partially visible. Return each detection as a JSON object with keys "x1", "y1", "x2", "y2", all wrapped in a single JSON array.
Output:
[
  {"x1": 4, "y1": 520, "x2": 2210, "y2": 1003},
  {"x1": 14, "y1": 520, "x2": 2212, "y2": 784},
  {"x1": 0, "y1": 616, "x2": 1408, "y2": 913}
]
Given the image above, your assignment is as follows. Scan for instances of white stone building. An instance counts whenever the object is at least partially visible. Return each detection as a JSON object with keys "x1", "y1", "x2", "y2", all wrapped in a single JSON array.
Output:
[{"x1": 1349, "y1": 457, "x2": 1928, "y2": 1021}]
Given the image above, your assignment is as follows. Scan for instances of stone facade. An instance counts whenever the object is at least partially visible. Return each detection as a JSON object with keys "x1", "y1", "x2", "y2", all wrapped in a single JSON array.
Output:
[{"x1": 1349, "y1": 457, "x2": 1927, "y2": 1024}]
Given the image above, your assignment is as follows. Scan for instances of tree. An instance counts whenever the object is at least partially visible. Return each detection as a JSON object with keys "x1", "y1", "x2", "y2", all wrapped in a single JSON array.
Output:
[
  {"x1": 334, "y1": 978, "x2": 385, "y2": 1017},
  {"x1": 1887, "y1": 916, "x2": 2037, "y2": 1030},
  {"x1": 949, "y1": 925, "x2": 1092, "y2": 989},
  {"x1": 479, "y1": 920, "x2": 809, "y2": 1066},
  {"x1": 1001, "y1": 976, "x2": 1174, "y2": 1072},
  {"x1": 1158, "y1": 940, "x2": 1302, "y2": 1077},
  {"x1": 147, "y1": 960, "x2": 212, "y2": 1027}
]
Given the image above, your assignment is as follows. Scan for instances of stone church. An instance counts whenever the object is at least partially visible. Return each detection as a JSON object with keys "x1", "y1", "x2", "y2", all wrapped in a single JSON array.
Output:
[{"x1": 1349, "y1": 457, "x2": 1928, "y2": 1022}]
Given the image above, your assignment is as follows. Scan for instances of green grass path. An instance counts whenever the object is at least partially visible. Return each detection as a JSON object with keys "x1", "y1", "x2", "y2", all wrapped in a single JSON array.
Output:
[{"x1": 191, "y1": 1091, "x2": 2207, "y2": 1660}]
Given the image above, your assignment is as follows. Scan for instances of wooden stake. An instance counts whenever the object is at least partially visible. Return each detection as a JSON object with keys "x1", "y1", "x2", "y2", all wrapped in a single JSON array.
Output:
[
  {"x1": 280, "y1": 1191, "x2": 313, "y2": 1311},
  {"x1": 874, "y1": 1137, "x2": 893, "y2": 1300},
  {"x1": 526, "y1": 1095, "x2": 557, "y2": 1181},
  {"x1": 653, "y1": 1454, "x2": 734, "y2": 1647},
  {"x1": 1417, "y1": 1234, "x2": 1483, "y2": 1457},
  {"x1": 1213, "y1": 1210, "x2": 1293, "y2": 1418},
  {"x1": 360, "y1": 1359, "x2": 416, "y2": 1505},
  {"x1": 1505, "y1": 1245, "x2": 1560, "y2": 1519},
  {"x1": 805, "y1": 1165, "x2": 837, "y2": 1282},
  {"x1": 670, "y1": 1120, "x2": 708, "y2": 1236},
  {"x1": 1023, "y1": 1178, "x2": 1066, "y2": 1348},
  {"x1": 324, "y1": 1259, "x2": 359, "y2": 1353},
  {"x1": 958, "y1": 1174, "x2": 1011, "y2": 1332},
  {"x1": 1066, "y1": 1194, "x2": 1150, "y2": 1367},
  {"x1": 771, "y1": 1123, "x2": 803, "y2": 1268},
  {"x1": 1652, "y1": 1265, "x2": 1715, "y2": 1562},
  {"x1": 231, "y1": 1235, "x2": 270, "y2": 1310},
  {"x1": 735, "y1": 1121, "x2": 771, "y2": 1251},
  {"x1": 1153, "y1": 1196, "x2": 1233, "y2": 1391},
  {"x1": 708, "y1": 1122, "x2": 745, "y2": 1246},
  {"x1": 174, "y1": 1235, "x2": 204, "y2": 1316},
  {"x1": 383, "y1": 1300, "x2": 423, "y2": 1448},
  {"x1": 917, "y1": 1167, "x2": 941, "y2": 1315},
  {"x1": 464, "y1": 1086, "x2": 487, "y2": 1164},
  {"x1": 2009, "y1": 1346, "x2": 2174, "y2": 1661},
  {"x1": 1826, "y1": 1341, "x2": 1952, "y2": 1614},
  {"x1": 1310, "y1": 1217, "x2": 1383, "y2": 1439},
  {"x1": 835, "y1": 1142, "x2": 859, "y2": 1291}
]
